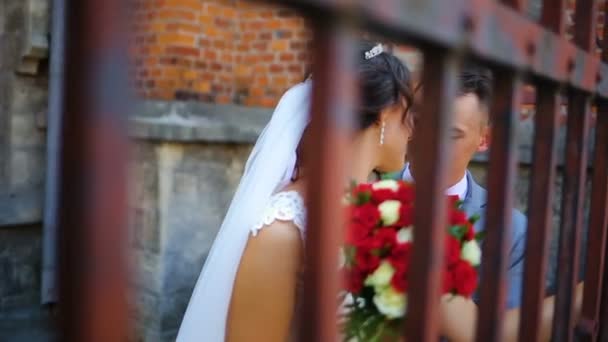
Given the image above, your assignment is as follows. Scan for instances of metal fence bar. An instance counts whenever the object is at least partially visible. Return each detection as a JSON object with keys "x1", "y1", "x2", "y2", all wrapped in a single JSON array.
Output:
[
  {"x1": 298, "y1": 21, "x2": 356, "y2": 342},
  {"x1": 553, "y1": 1, "x2": 598, "y2": 340},
  {"x1": 518, "y1": 82, "x2": 561, "y2": 342},
  {"x1": 475, "y1": 69, "x2": 521, "y2": 342},
  {"x1": 57, "y1": 0, "x2": 130, "y2": 341},
  {"x1": 540, "y1": 0, "x2": 567, "y2": 34},
  {"x1": 553, "y1": 91, "x2": 592, "y2": 342},
  {"x1": 405, "y1": 48, "x2": 458, "y2": 342},
  {"x1": 573, "y1": 0, "x2": 598, "y2": 52},
  {"x1": 287, "y1": 0, "x2": 604, "y2": 96},
  {"x1": 579, "y1": 3, "x2": 608, "y2": 340},
  {"x1": 578, "y1": 101, "x2": 608, "y2": 342}
]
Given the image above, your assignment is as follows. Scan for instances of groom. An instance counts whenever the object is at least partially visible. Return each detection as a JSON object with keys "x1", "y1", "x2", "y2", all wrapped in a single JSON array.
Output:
[{"x1": 403, "y1": 65, "x2": 527, "y2": 309}]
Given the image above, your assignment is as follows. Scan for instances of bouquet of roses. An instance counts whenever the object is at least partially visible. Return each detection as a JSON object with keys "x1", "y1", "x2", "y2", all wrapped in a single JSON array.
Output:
[{"x1": 340, "y1": 179, "x2": 483, "y2": 341}]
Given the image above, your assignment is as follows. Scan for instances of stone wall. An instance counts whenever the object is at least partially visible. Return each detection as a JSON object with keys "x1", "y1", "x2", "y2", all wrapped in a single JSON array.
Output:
[
  {"x1": 127, "y1": 100, "x2": 269, "y2": 341},
  {"x1": 0, "y1": 0, "x2": 55, "y2": 341}
]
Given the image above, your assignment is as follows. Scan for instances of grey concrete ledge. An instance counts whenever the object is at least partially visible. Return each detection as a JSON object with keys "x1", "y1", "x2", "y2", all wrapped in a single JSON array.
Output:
[
  {"x1": 128, "y1": 100, "x2": 272, "y2": 143},
  {"x1": 129, "y1": 100, "x2": 598, "y2": 167}
]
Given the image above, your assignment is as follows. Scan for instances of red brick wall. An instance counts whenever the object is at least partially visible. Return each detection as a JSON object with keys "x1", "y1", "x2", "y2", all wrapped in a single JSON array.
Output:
[
  {"x1": 130, "y1": 0, "x2": 605, "y2": 110},
  {"x1": 130, "y1": 0, "x2": 311, "y2": 107}
]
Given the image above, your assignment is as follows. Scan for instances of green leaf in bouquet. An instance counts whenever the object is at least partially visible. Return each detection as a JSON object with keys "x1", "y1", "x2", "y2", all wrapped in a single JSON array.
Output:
[
  {"x1": 468, "y1": 213, "x2": 481, "y2": 224},
  {"x1": 475, "y1": 230, "x2": 487, "y2": 241},
  {"x1": 448, "y1": 225, "x2": 467, "y2": 240},
  {"x1": 356, "y1": 191, "x2": 372, "y2": 205}
]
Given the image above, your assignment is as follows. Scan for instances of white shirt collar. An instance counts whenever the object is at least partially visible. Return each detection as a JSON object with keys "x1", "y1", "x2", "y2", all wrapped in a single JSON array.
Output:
[{"x1": 402, "y1": 163, "x2": 468, "y2": 200}]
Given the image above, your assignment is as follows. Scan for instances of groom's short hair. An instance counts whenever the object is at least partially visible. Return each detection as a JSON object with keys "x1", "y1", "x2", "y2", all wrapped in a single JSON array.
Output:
[{"x1": 458, "y1": 64, "x2": 493, "y2": 112}]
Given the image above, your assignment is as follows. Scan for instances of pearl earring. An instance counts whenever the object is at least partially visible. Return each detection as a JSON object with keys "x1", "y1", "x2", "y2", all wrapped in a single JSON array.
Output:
[{"x1": 380, "y1": 121, "x2": 385, "y2": 145}]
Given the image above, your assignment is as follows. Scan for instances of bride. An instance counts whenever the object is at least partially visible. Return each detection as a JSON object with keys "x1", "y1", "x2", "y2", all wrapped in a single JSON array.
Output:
[{"x1": 177, "y1": 41, "x2": 584, "y2": 342}]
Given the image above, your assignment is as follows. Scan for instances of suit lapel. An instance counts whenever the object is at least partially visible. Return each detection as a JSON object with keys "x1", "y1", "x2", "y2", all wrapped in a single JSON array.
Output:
[{"x1": 462, "y1": 171, "x2": 487, "y2": 233}]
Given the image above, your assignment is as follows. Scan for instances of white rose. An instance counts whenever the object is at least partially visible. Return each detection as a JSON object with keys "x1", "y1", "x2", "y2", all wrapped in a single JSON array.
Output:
[
  {"x1": 373, "y1": 286, "x2": 407, "y2": 319},
  {"x1": 364, "y1": 260, "x2": 395, "y2": 289},
  {"x1": 461, "y1": 240, "x2": 482, "y2": 266},
  {"x1": 372, "y1": 179, "x2": 399, "y2": 191},
  {"x1": 378, "y1": 200, "x2": 401, "y2": 226},
  {"x1": 396, "y1": 226, "x2": 413, "y2": 243}
]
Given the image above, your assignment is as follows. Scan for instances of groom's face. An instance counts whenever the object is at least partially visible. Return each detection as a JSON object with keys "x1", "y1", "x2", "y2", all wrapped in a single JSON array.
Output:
[{"x1": 409, "y1": 93, "x2": 490, "y2": 187}]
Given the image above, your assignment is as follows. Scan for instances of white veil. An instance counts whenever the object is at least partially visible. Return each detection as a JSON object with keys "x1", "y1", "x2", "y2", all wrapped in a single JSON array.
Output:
[{"x1": 176, "y1": 79, "x2": 312, "y2": 341}]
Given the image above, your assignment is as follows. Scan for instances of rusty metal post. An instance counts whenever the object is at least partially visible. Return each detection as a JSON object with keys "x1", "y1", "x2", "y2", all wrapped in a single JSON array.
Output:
[
  {"x1": 577, "y1": 101, "x2": 608, "y2": 342},
  {"x1": 298, "y1": 20, "x2": 356, "y2": 342},
  {"x1": 518, "y1": 83, "x2": 561, "y2": 342},
  {"x1": 552, "y1": 91, "x2": 592, "y2": 342},
  {"x1": 57, "y1": 1, "x2": 130, "y2": 341},
  {"x1": 540, "y1": 0, "x2": 567, "y2": 34},
  {"x1": 405, "y1": 48, "x2": 459, "y2": 342},
  {"x1": 553, "y1": 0, "x2": 597, "y2": 340},
  {"x1": 476, "y1": 69, "x2": 521, "y2": 342},
  {"x1": 573, "y1": 0, "x2": 599, "y2": 52}
]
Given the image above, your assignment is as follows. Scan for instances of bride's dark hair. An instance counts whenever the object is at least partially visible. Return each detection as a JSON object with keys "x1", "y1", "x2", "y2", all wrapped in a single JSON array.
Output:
[
  {"x1": 293, "y1": 40, "x2": 415, "y2": 181},
  {"x1": 356, "y1": 41, "x2": 414, "y2": 129}
]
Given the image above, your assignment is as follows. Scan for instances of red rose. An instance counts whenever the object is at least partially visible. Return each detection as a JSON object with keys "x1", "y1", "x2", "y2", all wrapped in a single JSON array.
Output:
[
  {"x1": 445, "y1": 236, "x2": 461, "y2": 266},
  {"x1": 353, "y1": 203, "x2": 381, "y2": 228},
  {"x1": 372, "y1": 228, "x2": 397, "y2": 250},
  {"x1": 353, "y1": 183, "x2": 373, "y2": 195},
  {"x1": 344, "y1": 268, "x2": 365, "y2": 294},
  {"x1": 464, "y1": 222, "x2": 475, "y2": 241},
  {"x1": 450, "y1": 210, "x2": 468, "y2": 226},
  {"x1": 451, "y1": 260, "x2": 478, "y2": 297},
  {"x1": 447, "y1": 195, "x2": 460, "y2": 209},
  {"x1": 354, "y1": 245, "x2": 380, "y2": 272},
  {"x1": 389, "y1": 242, "x2": 412, "y2": 273},
  {"x1": 396, "y1": 184, "x2": 415, "y2": 203},
  {"x1": 396, "y1": 204, "x2": 414, "y2": 227},
  {"x1": 345, "y1": 221, "x2": 371, "y2": 244},
  {"x1": 391, "y1": 267, "x2": 408, "y2": 293},
  {"x1": 371, "y1": 188, "x2": 398, "y2": 204}
]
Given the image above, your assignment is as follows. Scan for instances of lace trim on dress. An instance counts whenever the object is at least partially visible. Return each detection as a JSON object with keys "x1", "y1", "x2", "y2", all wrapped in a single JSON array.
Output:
[{"x1": 251, "y1": 191, "x2": 306, "y2": 238}]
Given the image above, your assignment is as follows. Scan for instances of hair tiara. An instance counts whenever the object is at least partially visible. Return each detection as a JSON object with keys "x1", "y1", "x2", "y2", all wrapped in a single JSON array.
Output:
[{"x1": 364, "y1": 43, "x2": 384, "y2": 60}]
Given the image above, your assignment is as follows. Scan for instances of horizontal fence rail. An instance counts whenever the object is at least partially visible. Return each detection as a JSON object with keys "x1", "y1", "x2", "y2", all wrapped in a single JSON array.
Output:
[{"x1": 284, "y1": 0, "x2": 607, "y2": 97}]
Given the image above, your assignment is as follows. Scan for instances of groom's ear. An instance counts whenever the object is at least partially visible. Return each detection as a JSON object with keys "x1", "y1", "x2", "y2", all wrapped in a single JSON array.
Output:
[{"x1": 477, "y1": 125, "x2": 490, "y2": 152}]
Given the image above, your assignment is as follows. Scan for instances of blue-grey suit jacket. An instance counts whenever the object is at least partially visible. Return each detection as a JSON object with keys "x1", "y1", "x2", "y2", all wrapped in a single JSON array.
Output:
[
  {"x1": 399, "y1": 169, "x2": 527, "y2": 309},
  {"x1": 461, "y1": 171, "x2": 527, "y2": 309}
]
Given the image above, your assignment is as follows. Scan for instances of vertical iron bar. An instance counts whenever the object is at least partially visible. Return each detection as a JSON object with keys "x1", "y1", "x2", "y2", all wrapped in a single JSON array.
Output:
[
  {"x1": 541, "y1": 0, "x2": 567, "y2": 34},
  {"x1": 58, "y1": 0, "x2": 130, "y2": 341},
  {"x1": 578, "y1": 101, "x2": 608, "y2": 342},
  {"x1": 405, "y1": 48, "x2": 458, "y2": 342},
  {"x1": 552, "y1": 91, "x2": 592, "y2": 342},
  {"x1": 476, "y1": 69, "x2": 521, "y2": 342},
  {"x1": 573, "y1": 0, "x2": 598, "y2": 51},
  {"x1": 553, "y1": 0, "x2": 596, "y2": 339},
  {"x1": 518, "y1": 83, "x2": 561, "y2": 342},
  {"x1": 580, "y1": 3, "x2": 608, "y2": 341},
  {"x1": 298, "y1": 20, "x2": 355, "y2": 342}
]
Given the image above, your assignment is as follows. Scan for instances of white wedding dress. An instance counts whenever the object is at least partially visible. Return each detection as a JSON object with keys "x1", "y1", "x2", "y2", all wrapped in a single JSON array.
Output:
[{"x1": 176, "y1": 80, "x2": 312, "y2": 341}]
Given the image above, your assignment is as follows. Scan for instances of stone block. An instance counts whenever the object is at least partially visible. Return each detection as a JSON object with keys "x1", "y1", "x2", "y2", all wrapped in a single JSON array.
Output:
[{"x1": 0, "y1": 225, "x2": 42, "y2": 312}]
